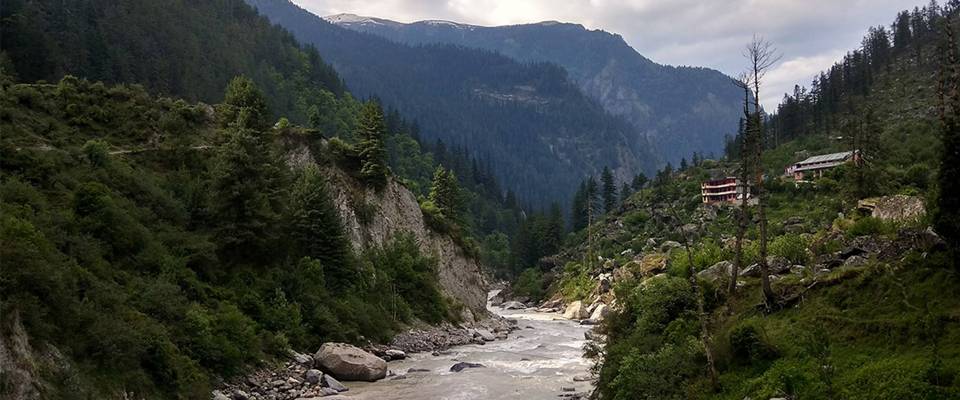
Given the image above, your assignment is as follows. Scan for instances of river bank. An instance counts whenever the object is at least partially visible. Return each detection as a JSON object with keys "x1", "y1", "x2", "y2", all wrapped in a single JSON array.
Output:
[{"x1": 337, "y1": 308, "x2": 593, "y2": 399}]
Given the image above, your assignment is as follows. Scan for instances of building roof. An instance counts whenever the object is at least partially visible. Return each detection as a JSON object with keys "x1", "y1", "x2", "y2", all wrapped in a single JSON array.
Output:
[{"x1": 796, "y1": 151, "x2": 854, "y2": 166}]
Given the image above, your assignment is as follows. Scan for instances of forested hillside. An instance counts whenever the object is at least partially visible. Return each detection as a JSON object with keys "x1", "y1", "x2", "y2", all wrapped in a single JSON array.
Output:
[
  {"x1": 0, "y1": 0, "x2": 345, "y2": 126},
  {"x1": 522, "y1": 3, "x2": 960, "y2": 399},
  {"x1": 326, "y1": 14, "x2": 744, "y2": 164},
  {"x1": 245, "y1": 0, "x2": 661, "y2": 206},
  {"x1": 0, "y1": 0, "x2": 539, "y2": 397}
]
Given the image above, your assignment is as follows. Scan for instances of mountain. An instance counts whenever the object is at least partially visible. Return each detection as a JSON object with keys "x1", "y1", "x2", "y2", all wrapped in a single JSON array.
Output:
[
  {"x1": 323, "y1": 13, "x2": 744, "y2": 164},
  {"x1": 245, "y1": 0, "x2": 660, "y2": 206}
]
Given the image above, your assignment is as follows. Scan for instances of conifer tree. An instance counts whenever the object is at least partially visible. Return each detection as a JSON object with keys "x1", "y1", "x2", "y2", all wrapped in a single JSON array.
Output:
[
  {"x1": 571, "y1": 181, "x2": 588, "y2": 231},
  {"x1": 601, "y1": 166, "x2": 617, "y2": 213},
  {"x1": 221, "y1": 75, "x2": 270, "y2": 130},
  {"x1": 210, "y1": 127, "x2": 283, "y2": 264},
  {"x1": 620, "y1": 182, "x2": 632, "y2": 204},
  {"x1": 289, "y1": 165, "x2": 353, "y2": 286},
  {"x1": 631, "y1": 173, "x2": 648, "y2": 191},
  {"x1": 429, "y1": 165, "x2": 461, "y2": 221},
  {"x1": 209, "y1": 78, "x2": 284, "y2": 264},
  {"x1": 356, "y1": 101, "x2": 389, "y2": 185},
  {"x1": 936, "y1": 16, "x2": 960, "y2": 253}
]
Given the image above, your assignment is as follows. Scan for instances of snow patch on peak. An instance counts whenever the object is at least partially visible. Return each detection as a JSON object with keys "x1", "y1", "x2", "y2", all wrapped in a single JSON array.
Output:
[{"x1": 323, "y1": 13, "x2": 400, "y2": 27}]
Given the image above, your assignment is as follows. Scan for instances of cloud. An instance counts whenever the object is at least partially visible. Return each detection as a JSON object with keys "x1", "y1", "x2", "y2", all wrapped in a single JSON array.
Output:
[{"x1": 293, "y1": 0, "x2": 925, "y2": 110}]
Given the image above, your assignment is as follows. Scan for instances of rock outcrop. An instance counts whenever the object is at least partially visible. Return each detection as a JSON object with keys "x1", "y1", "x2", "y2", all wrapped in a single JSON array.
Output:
[
  {"x1": 323, "y1": 165, "x2": 488, "y2": 318},
  {"x1": 285, "y1": 139, "x2": 489, "y2": 319},
  {"x1": 315, "y1": 343, "x2": 387, "y2": 382},
  {"x1": 857, "y1": 195, "x2": 925, "y2": 222}
]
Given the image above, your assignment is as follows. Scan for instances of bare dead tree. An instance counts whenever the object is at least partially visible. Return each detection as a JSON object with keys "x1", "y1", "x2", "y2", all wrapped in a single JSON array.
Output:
[
  {"x1": 669, "y1": 207, "x2": 719, "y2": 391},
  {"x1": 744, "y1": 35, "x2": 781, "y2": 307},
  {"x1": 729, "y1": 73, "x2": 753, "y2": 296}
]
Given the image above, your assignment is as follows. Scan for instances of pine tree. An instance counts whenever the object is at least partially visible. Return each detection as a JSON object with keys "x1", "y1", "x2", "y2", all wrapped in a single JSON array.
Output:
[
  {"x1": 631, "y1": 173, "x2": 648, "y2": 191},
  {"x1": 221, "y1": 75, "x2": 270, "y2": 130},
  {"x1": 209, "y1": 78, "x2": 283, "y2": 264},
  {"x1": 356, "y1": 101, "x2": 389, "y2": 185},
  {"x1": 429, "y1": 165, "x2": 461, "y2": 221},
  {"x1": 289, "y1": 165, "x2": 354, "y2": 287},
  {"x1": 620, "y1": 182, "x2": 632, "y2": 204},
  {"x1": 209, "y1": 127, "x2": 283, "y2": 264},
  {"x1": 571, "y1": 181, "x2": 588, "y2": 231},
  {"x1": 601, "y1": 166, "x2": 617, "y2": 213},
  {"x1": 936, "y1": 17, "x2": 960, "y2": 253}
]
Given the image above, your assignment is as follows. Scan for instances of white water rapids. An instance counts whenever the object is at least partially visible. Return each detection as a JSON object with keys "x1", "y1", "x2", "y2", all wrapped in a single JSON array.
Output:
[{"x1": 338, "y1": 296, "x2": 594, "y2": 399}]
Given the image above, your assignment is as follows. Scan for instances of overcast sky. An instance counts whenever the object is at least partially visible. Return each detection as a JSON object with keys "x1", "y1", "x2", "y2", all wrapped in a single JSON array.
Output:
[{"x1": 291, "y1": 0, "x2": 927, "y2": 110}]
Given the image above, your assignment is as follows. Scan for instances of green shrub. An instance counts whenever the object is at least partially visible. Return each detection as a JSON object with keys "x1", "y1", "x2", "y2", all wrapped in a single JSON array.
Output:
[
  {"x1": 560, "y1": 262, "x2": 594, "y2": 301},
  {"x1": 729, "y1": 322, "x2": 778, "y2": 364},
  {"x1": 847, "y1": 217, "x2": 895, "y2": 237},
  {"x1": 837, "y1": 357, "x2": 941, "y2": 400},
  {"x1": 770, "y1": 234, "x2": 810, "y2": 265},
  {"x1": 512, "y1": 268, "x2": 546, "y2": 301}
]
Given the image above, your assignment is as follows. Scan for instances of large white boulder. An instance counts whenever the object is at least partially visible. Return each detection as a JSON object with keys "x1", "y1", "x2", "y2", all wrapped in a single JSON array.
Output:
[
  {"x1": 562, "y1": 301, "x2": 589, "y2": 320},
  {"x1": 589, "y1": 304, "x2": 610, "y2": 321},
  {"x1": 315, "y1": 343, "x2": 387, "y2": 382}
]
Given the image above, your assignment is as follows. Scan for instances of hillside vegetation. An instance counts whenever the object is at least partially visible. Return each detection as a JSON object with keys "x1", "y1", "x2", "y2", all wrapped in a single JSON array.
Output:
[
  {"x1": 536, "y1": 4, "x2": 960, "y2": 399},
  {"x1": 0, "y1": 74, "x2": 462, "y2": 398}
]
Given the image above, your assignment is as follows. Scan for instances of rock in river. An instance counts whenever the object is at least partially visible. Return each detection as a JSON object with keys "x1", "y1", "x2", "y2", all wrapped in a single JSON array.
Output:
[
  {"x1": 450, "y1": 362, "x2": 485, "y2": 372},
  {"x1": 316, "y1": 343, "x2": 387, "y2": 382},
  {"x1": 502, "y1": 301, "x2": 527, "y2": 310}
]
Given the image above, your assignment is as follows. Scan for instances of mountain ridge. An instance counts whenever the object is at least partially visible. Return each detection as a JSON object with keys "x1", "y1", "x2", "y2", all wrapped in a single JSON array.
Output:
[
  {"x1": 321, "y1": 11, "x2": 744, "y2": 163},
  {"x1": 247, "y1": 0, "x2": 660, "y2": 206}
]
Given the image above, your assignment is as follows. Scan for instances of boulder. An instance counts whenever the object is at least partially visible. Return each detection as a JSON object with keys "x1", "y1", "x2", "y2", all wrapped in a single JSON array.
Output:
[
  {"x1": 450, "y1": 362, "x2": 485, "y2": 372},
  {"x1": 844, "y1": 255, "x2": 868, "y2": 267},
  {"x1": 304, "y1": 369, "x2": 322, "y2": 384},
  {"x1": 767, "y1": 256, "x2": 790, "y2": 274},
  {"x1": 501, "y1": 301, "x2": 526, "y2": 310},
  {"x1": 473, "y1": 329, "x2": 495, "y2": 341},
  {"x1": 487, "y1": 290, "x2": 506, "y2": 306},
  {"x1": 589, "y1": 304, "x2": 610, "y2": 321},
  {"x1": 315, "y1": 343, "x2": 387, "y2": 382},
  {"x1": 858, "y1": 195, "x2": 925, "y2": 221},
  {"x1": 230, "y1": 389, "x2": 249, "y2": 400},
  {"x1": 698, "y1": 260, "x2": 734, "y2": 281},
  {"x1": 739, "y1": 263, "x2": 760, "y2": 277},
  {"x1": 540, "y1": 298, "x2": 564, "y2": 309},
  {"x1": 212, "y1": 391, "x2": 230, "y2": 400},
  {"x1": 384, "y1": 349, "x2": 406, "y2": 360},
  {"x1": 919, "y1": 227, "x2": 947, "y2": 251},
  {"x1": 320, "y1": 374, "x2": 348, "y2": 392},
  {"x1": 639, "y1": 253, "x2": 668, "y2": 276},
  {"x1": 789, "y1": 265, "x2": 807, "y2": 275},
  {"x1": 289, "y1": 350, "x2": 314, "y2": 366},
  {"x1": 562, "y1": 301, "x2": 589, "y2": 320},
  {"x1": 660, "y1": 241, "x2": 682, "y2": 252}
]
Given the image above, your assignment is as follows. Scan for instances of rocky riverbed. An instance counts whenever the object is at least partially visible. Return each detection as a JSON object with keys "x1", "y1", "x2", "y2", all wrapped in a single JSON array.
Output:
[{"x1": 334, "y1": 307, "x2": 593, "y2": 400}]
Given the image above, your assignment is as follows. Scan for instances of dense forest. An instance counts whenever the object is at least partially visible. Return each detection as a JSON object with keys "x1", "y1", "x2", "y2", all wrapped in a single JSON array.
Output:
[
  {"x1": 328, "y1": 13, "x2": 744, "y2": 164},
  {"x1": 245, "y1": 0, "x2": 661, "y2": 207},
  {"x1": 0, "y1": 0, "x2": 571, "y2": 396},
  {"x1": 0, "y1": 0, "x2": 345, "y2": 126}
]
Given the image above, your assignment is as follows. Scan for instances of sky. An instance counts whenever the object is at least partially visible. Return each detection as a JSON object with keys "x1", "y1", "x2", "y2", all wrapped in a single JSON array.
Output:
[{"x1": 291, "y1": 0, "x2": 928, "y2": 110}]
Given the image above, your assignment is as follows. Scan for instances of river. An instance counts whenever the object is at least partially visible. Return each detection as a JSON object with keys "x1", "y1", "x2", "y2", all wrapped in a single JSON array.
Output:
[{"x1": 338, "y1": 305, "x2": 594, "y2": 400}]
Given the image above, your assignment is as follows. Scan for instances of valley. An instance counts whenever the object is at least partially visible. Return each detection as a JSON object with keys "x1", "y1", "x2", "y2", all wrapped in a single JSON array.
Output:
[{"x1": 2, "y1": 0, "x2": 960, "y2": 400}]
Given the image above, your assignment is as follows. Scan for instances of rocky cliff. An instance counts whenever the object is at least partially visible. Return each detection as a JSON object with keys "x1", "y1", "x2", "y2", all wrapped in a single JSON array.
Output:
[{"x1": 285, "y1": 140, "x2": 489, "y2": 321}]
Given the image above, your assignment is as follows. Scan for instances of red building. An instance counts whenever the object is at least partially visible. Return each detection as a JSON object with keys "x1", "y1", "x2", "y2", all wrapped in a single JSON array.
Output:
[{"x1": 701, "y1": 177, "x2": 748, "y2": 204}]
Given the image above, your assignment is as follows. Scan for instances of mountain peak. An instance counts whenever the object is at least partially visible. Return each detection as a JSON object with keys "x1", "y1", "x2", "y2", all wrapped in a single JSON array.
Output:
[{"x1": 323, "y1": 13, "x2": 402, "y2": 27}]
